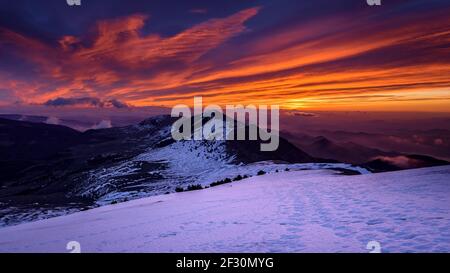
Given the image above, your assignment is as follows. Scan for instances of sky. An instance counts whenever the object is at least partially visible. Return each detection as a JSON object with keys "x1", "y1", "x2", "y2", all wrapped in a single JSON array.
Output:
[{"x1": 0, "y1": 0, "x2": 449, "y2": 112}]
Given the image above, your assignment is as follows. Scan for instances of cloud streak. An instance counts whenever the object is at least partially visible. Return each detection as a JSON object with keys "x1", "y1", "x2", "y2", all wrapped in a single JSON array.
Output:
[{"x1": 44, "y1": 97, "x2": 129, "y2": 108}]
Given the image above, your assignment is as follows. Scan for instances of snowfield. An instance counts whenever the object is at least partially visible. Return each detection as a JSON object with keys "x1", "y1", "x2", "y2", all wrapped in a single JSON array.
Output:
[{"x1": 0, "y1": 166, "x2": 449, "y2": 253}]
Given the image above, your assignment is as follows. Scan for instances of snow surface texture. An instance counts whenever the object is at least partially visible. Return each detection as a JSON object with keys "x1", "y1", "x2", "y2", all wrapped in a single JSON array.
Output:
[{"x1": 0, "y1": 166, "x2": 449, "y2": 253}]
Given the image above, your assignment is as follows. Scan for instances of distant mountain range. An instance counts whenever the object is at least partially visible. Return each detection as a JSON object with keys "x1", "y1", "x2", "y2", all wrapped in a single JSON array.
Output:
[
  {"x1": 282, "y1": 131, "x2": 448, "y2": 169},
  {"x1": 284, "y1": 133, "x2": 396, "y2": 164},
  {"x1": 0, "y1": 114, "x2": 97, "y2": 131}
]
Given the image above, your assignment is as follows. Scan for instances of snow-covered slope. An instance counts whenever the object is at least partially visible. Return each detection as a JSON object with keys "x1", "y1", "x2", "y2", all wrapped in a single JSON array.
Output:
[
  {"x1": 71, "y1": 115, "x2": 319, "y2": 205},
  {"x1": 1, "y1": 115, "x2": 321, "y2": 227},
  {"x1": 72, "y1": 115, "x2": 355, "y2": 205},
  {"x1": 0, "y1": 166, "x2": 449, "y2": 253}
]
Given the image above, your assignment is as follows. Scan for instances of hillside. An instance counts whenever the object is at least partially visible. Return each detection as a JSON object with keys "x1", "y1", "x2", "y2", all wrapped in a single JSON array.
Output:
[
  {"x1": 0, "y1": 115, "x2": 318, "y2": 226},
  {"x1": 0, "y1": 165, "x2": 449, "y2": 253}
]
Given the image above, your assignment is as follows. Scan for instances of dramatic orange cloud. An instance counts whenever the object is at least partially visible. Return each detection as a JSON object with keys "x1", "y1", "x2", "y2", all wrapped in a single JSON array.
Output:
[{"x1": 0, "y1": 6, "x2": 449, "y2": 111}]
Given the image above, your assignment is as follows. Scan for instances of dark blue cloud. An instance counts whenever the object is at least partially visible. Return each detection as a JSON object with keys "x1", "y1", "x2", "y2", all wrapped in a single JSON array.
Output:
[
  {"x1": 1, "y1": 0, "x2": 447, "y2": 46},
  {"x1": 44, "y1": 97, "x2": 129, "y2": 108}
]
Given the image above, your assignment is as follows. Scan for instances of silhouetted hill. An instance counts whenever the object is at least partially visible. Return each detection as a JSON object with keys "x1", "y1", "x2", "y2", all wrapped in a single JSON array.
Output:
[{"x1": 362, "y1": 154, "x2": 449, "y2": 173}]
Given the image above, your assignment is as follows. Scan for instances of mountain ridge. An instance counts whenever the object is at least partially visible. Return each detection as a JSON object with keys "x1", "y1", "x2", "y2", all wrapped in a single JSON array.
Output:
[{"x1": 0, "y1": 115, "x2": 319, "y2": 226}]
